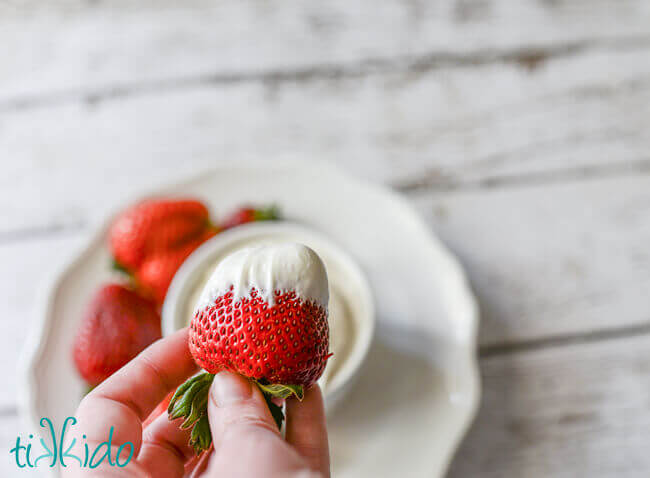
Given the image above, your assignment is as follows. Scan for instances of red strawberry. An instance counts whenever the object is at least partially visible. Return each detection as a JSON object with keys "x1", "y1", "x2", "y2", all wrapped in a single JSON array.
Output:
[
  {"x1": 220, "y1": 205, "x2": 279, "y2": 229},
  {"x1": 73, "y1": 284, "x2": 162, "y2": 387},
  {"x1": 136, "y1": 229, "x2": 216, "y2": 305},
  {"x1": 189, "y1": 288, "x2": 329, "y2": 386},
  {"x1": 169, "y1": 295, "x2": 330, "y2": 453},
  {"x1": 109, "y1": 199, "x2": 211, "y2": 271}
]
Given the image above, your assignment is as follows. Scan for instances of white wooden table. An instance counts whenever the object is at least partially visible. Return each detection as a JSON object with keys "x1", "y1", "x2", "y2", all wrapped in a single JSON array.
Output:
[{"x1": 2, "y1": 1, "x2": 650, "y2": 476}]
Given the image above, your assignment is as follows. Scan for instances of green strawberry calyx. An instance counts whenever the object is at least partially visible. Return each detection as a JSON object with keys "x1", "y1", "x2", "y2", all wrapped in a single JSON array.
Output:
[
  {"x1": 111, "y1": 258, "x2": 132, "y2": 275},
  {"x1": 167, "y1": 371, "x2": 303, "y2": 454},
  {"x1": 252, "y1": 205, "x2": 280, "y2": 222}
]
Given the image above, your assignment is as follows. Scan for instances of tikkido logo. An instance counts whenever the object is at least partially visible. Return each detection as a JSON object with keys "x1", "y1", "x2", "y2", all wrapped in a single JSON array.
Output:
[{"x1": 10, "y1": 417, "x2": 134, "y2": 469}]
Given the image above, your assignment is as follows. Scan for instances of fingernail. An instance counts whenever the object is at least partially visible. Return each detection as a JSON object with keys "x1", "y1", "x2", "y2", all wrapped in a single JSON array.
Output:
[{"x1": 210, "y1": 371, "x2": 252, "y2": 406}]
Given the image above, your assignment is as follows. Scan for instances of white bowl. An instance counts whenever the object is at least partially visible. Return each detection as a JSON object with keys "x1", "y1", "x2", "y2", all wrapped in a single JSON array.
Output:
[{"x1": 162, "y1": 222, "x2": 376, "y2": 407}]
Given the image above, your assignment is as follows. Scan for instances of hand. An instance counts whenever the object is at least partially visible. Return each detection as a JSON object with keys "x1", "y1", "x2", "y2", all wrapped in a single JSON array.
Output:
[{"x1": 63, "y1": 328, "x2": 330, "y2": 477}]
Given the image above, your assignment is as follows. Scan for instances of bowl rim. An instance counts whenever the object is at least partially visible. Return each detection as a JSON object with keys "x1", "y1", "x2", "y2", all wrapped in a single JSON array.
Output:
[{"x1": 161, "y1": 221, "x2": 377, "y2": 399}]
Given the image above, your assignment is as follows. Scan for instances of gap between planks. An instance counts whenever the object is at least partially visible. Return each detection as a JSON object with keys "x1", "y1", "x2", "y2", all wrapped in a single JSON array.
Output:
[
  {"x1": 0, "y1": 220, "x2": 86, "y2": 246},
  {"x1": 4, "y1": 157, "x2": 649, "y2": 244},
  {"x1": 2, "y1": 34, "x2": 650, "y2": 113},
  {"x1": 0, "y1": 405, "x2": 18, "y2": 418},
  {"x1": 393, "y1": 157, "x2": 650, "y2": 193},
  {"x1": 479, "y1": 321, "x2": 650, "y2": 359}
]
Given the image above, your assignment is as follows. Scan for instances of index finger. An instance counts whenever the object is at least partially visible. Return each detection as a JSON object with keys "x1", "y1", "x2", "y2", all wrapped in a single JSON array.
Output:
[{"x1": 75, "y1": 328, "x2": 197, "y2": 447}]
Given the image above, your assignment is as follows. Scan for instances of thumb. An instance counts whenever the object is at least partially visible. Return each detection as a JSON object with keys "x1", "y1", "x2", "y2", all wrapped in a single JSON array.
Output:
[{"x1": 207, "y1": 370, "x2": 280, "y2": 447}]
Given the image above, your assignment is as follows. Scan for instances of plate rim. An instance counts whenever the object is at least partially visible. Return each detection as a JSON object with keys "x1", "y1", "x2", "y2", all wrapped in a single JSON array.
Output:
[{"x1": 19, "y1": 158, "x2": 481, "y2": 476}]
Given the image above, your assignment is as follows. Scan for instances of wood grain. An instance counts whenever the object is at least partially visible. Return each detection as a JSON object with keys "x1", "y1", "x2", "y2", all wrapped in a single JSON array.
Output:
[
  {"x1": 411, "y1": 174, "x2": 650, "y2": 348},
  {"x1": 449, "y1": 333, "x2": 650, "y2": 477},
  {"x1": 1, "y1": 0, "x2": 649, "y2": 104},
  {"x1": 1, "y1": 45, "x2": 649, "y2": 235}
]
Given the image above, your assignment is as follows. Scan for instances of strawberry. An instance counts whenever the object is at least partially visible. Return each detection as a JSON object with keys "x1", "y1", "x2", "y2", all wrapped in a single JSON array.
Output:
[
  {"x1": 109, "y1": 199, "x2": 211, "y2": 271},
  {"x1": 73, "y1": 284, "x2": 162, "y2": 387},
  {"x1": 189, "y1": 288, "x2": 329, "y2": 386},
  {"x1": 220, "y1": 205, "x2": 279, "y2": 229},
  {"x1": 136, "y1": 229, "x2": 216, "y2": 305},
  {"x1": 168, "y1": 244, "x2": 330, "y2": 454}
]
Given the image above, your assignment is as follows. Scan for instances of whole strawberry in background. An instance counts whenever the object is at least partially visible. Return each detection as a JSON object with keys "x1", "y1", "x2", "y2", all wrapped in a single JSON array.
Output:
[
  {"x1": 109, "y1": 198, "x2": 217, "y2": 306},
  {"x1": 110, "y1": 198, "x2": 212, "y2": 272},
  {"x1": 73, "y1": 284, "x2": 162, "y2": 387},
  {"x1": 136, "y1": 228, "x2": 217, "y2": 304},
  {"x1": 168, "y1": 243, "x2": 331, "y2": 454},
  {"x1": 110, "y1": 200, "x2": 281, "y2": 307},
  {"x1": 220, "y1": 204, "x2": 279, "y2": 229}
]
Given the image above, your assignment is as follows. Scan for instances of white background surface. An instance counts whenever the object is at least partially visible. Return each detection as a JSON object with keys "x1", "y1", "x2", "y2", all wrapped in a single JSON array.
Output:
[{"x1": 2, "y1": 1, "x2": 650, "y2": 476}]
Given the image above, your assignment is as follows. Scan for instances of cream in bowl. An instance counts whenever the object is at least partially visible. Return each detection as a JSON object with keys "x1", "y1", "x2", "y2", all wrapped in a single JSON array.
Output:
[{"x1": 162, "y1": 222, "x2": 375, "y2": 406}]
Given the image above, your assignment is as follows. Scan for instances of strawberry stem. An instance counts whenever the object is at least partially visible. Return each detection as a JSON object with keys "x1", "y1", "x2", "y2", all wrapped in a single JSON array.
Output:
[
  {"x1": 167, "y1": 372, "x2": 214, "y2": 454},
  {"x1": 167, "y1": 371, "x2": 304, "y2": 455},
  {"x1": 253, "y1": 204, "x2": 280, "y2": 221},
  {"x1": 256, "y1": 382, "x2": 304, "y2": 400},
  {"x1": 111, "y1": 259, "x2": 131, "y2": 275}
]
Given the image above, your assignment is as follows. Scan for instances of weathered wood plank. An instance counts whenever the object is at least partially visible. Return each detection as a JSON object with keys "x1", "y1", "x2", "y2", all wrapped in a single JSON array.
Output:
[
  {"x1": 1, "y1": 45, "x2": 649, "y2": 234},
  {"x1": 0, "y1": 0, "x2": 649, "y2": 103},
  {"x1": 449, "y1": 333, "x2": 650, "y2": 477},
  {"x1": 411, "y1": 174, "x2": 650, "y2": 348}
]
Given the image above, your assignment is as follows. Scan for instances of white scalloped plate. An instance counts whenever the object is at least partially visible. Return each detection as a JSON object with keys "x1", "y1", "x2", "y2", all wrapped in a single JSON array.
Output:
[{"x1": 20, "y1": 160, "x2": 480, "y2": 477}]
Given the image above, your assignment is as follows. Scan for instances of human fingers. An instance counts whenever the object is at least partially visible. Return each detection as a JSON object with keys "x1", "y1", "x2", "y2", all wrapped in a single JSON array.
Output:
[
  {"x1": 285, "y1": 385, "x2": 330, "y2": 477},
  {"x1": 75, "y1": 328, "x2": 197, "y2": 452},
  {"x1": 205, "y1": 371, "x2": 320, "y2": 477},
  {"x1": 136, "y1": 411, "x2": 196, "y2": 477},
  {"x1": 205, "y1": 371, "x2": 279, "y2": 448}
]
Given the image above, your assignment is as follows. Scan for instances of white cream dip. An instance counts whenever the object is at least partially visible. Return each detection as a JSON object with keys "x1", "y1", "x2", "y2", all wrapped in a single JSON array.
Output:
[{"x1": 195, "y1": 243, "x2": 329, "y2": 312}]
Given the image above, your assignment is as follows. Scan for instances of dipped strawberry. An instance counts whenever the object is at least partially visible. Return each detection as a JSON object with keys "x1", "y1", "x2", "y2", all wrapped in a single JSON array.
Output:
[
  {"x1": 168, "y1": 243, "x2": 331, "y2": 453},
  {"x1": 73, "y1": 284, "x2": 162, "y2": 387}
]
